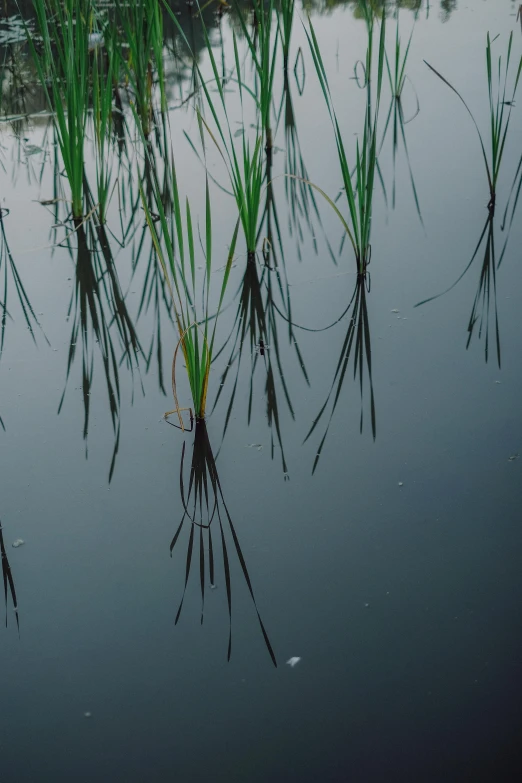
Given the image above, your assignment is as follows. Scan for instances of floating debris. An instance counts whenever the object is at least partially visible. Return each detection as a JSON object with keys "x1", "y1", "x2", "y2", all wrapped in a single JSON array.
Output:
[
  {"x1": 391, "y1": 308, "x2": 400, "y2": 313},
  {"x1": 508, "y1": 453, "x2": 519, "y2": 462},
  {"x1": 12, "y1": 539, "x2": 24, "y2": 548},
  {"x1": 398, "y1": 482, "x2": 404, "y2": 487},
  {"x1": 286, "y1": 657, "x2": 301, "y2": 668},
  {"x1": 83, "y1": 712, "x2": 92, "y2": 718},
  {"x1": 209, "y1": 583, "x2": 217, "y2": 590}
]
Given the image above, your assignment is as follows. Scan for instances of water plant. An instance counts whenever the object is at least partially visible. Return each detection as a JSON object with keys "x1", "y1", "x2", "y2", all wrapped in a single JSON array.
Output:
[
  {"x1": 165, "y1": 4, "x2": 266, "y2": 259},
  {"x1": 91, "y1": 29, "x2": 116, "y2": 224},
  {"x1": 26, "y1": 0, "x2": 90, "y2": 220},
  {"x1": 140, "y1": 142, "x2": 238, "y2": 423},
  {"x1": 424, "y1": 31, "x2": 522, "y2": 212},
  {"x1": 232, "y1": 0, "x2": 278, "y2": 152},
  {"x1": 278, "y1": 0, "x2": 296, "y2": 71},
  {"x1": 115, "y1": 0, "x2": 166, "y2": 139},
  {"x1": 305, "y1": 2, "x2": 386, "y2": 274}
]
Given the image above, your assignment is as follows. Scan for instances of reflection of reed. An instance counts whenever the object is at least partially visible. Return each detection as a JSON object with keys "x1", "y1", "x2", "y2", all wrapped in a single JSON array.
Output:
[
  {"x1": 213, "y1": 252, "x2": 305, "y2": 476},
  {"x1": 0, "y1": 522, "x2": 19, "y2": 631},
  {"x1": 0, "y1": 206, "x2": 44, "y2": 429},
  {"x1": 305, "y1": 274, "x2": 375, "y2": 473},
  {"x1": 416, "y1": 210, "x2": 501, "y2": 367},
  {"x1": 57, "y1": 218, "x2": 141, "y2": 480},
  {"x1": 171, "y1": 419, "x2": 276, "y2": 666}
]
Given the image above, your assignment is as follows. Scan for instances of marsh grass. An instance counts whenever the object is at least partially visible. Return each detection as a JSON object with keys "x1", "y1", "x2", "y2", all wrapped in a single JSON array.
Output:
[
  {"x1": 164, "y1": 3, "x2": 266, "y2": 258},
  {"x1": 232, "y1": 0, "x2": 278, "y2": 151},
  {"x1": 171, "y1": 419, "x2": 276, "y2": 665},
  {"x1": 305, "y1": 3, "x2": 386, "y2": 274},
  {"x1": 115, "y1": 0, "x2": 166, "y2": 139},
  {"x1": 140, "y1": 138, "x2": 238, "y2": 422},
  {"x1": 278, "y1": 0, "x2": 295, "y2": 71},
  {"x1": 26, "y1": 0, "x2": 90, "y2": 219},
  {"x1": 0, "y1": 522, "x2": 19, "y2": 631},
  {"x1": 425, "y1": 32, "x2": 522, "y2": 211},
  {"x1": 91, "y1": 25, "x2": 116, "y2": 224}
]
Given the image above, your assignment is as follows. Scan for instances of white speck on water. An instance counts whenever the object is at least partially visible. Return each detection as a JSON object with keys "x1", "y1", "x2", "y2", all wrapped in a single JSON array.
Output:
[
  {"x1": 398, "y1": 482, "x2": 404, "y2": 487},
  {"x1": 391, "y1": 308, "x2": 399, "y2": 313},
  {"x1": 364, "y1": 602, "x2": 370, "y2": 608},
  {"x1": 494, "y1": 380, "x2": 501, "y2": 384},
  {"x1": 209, "y1": 583, "x2": 217, "y2": 590},
  {"x1": 83, "y1": 712, "x2": 92, "y2": 718},
  {"x1": 508, "y1": 453, "x2": 519, "y2": 462},
  {"x1": 286, "y1": 657, "x2": 301, "y2": 668},
  {"x1": 12, "y1": 539, "x2": 24, "y2": 548}
]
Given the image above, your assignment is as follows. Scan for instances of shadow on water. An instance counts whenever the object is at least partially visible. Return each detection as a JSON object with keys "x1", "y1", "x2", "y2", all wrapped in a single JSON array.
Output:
[
  {"x1": 169, "y1": 417, "x2": 277, "y2": 666},
  {"x1": 415, "y1": 205, "x2": 508, "y2": 368},
  {"x1": 0, "y1": 522, "x2": 19, "y2": 632},
  {"x1": 305, "y1": 272, "x2": 376, "y2": 473}
]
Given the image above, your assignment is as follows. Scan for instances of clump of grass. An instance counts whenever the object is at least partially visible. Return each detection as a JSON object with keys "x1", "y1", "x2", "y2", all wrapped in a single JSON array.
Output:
[
  {"x1": 425, "y1": 31, "x2": 522, "y2": 212},
  {"x1": 26, "y1": 0, "x2": 90, "y2": 220},
  {"x1": 165, "y1": 4, "x2": 266, "y2": 259},
  {"x1": 115, "y1": 0, "x2": 166, "y2": 139},
  {"x1": 140, "y1": 145, "x2": 238, "y2": 423},
  {"x1": 91, "y1": 25, "x2": 116, "y2": 224},
  {"x1": 305, "y1": 2, "x2": 386, "y2": 274},
  {"x1": 232, "y1": 0, "x2": 278, "y2": 152},
  {"x1": 278, "y1": 0, "x2": 296, "y2": 71}
]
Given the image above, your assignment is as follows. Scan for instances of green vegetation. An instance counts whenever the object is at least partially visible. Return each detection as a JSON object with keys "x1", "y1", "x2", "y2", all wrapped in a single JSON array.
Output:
[
  {"x1": 140, "y1": 147, "x2": 238, "y2": 423},
  {"x1": 305, "y1": 2, "x2": 386, "y2": 274},
  {"x1": 425, "y1": 31, "x2": 522, "y2": 211},
  {"x1": 26, "y1": 0, "x2": 91, "y2": 219}
]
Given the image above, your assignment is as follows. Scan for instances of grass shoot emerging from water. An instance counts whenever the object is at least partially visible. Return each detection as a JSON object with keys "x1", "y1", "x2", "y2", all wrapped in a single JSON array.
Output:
[
  {"x1": 140, "y1": 145, "x2": 238, "y2": 423},
  {"x1": 305, "y1": 2, "x2": 386, "y2": 274},
  {"x1": 425, "y1": 31, "x2": 522, "y2": 211}
]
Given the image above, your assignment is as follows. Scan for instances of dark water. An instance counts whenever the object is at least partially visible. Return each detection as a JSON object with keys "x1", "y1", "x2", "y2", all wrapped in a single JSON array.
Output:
[{"x1": 1, "y1": 1, "x2": 522, "y2": 781}]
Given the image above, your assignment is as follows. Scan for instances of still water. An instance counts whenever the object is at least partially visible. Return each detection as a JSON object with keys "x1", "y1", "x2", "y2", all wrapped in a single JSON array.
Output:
[{"x1": 1, "y1": 1, "x2": 522, "y2": 780}]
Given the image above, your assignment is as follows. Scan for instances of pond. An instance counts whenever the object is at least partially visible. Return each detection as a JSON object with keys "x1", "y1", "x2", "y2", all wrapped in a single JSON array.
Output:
[{"x1": 1, "y1": 1, "x2": 522, "y2": 780}]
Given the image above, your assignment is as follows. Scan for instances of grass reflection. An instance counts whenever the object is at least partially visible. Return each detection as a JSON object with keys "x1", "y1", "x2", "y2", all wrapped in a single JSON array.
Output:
[{"x1": 171, "y1": 418, "x2": 277, "y2": 665}]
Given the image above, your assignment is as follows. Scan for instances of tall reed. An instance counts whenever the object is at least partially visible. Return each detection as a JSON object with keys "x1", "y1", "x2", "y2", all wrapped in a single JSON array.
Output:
[
  {"x1": 26, "y1": 0, "x2": 90, "y2": 220},
  {"x1": 305, "y1": 3, "x2": 386, "y2": 274},
  {"x1": 115, "y1": 0, "x2": 166, "y2": 139},
  {"x1": 140, "y1": 144, "x2": 238, "y2": 423},
  {"x1": 425, "y1": 32, "x2": 522, "y2": 211}
]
